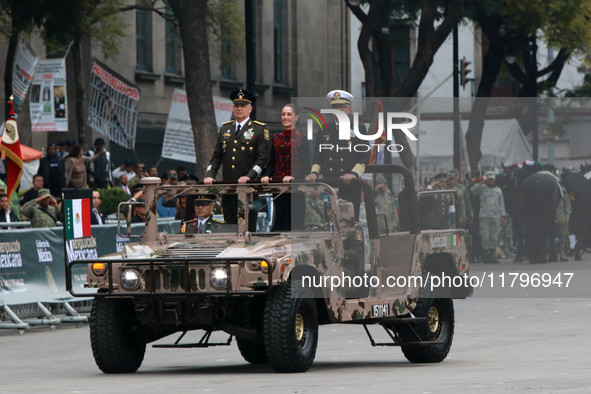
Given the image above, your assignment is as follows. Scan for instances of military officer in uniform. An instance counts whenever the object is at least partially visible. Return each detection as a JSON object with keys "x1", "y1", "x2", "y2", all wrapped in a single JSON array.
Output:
[
  {"x1": 305, "y1": 90, "x2": 369, "y2": 220},
  {"x1": 374, "y1": 174, "x2": 398, "y2": 233},
  {"x1": 181, "y1": 194, "x2": 225, "y2": 234},
  {"x1": 204, "y1": 89, "x2": 269, "y2": 228},
  {"x1": 419, "y1": 173, "x2": 455, "y2": 230},
  {"x1": 449, "y1": 168, "x2": 473, "y2": 227},
  {"x1": 20, "y1": 189, "x2": 62, "y2": 228}
]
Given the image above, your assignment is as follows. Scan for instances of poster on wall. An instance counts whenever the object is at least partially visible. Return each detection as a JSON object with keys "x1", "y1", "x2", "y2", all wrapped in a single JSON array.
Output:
[
  {"x1": 29, "y1": 58, "x2": 68, "y2": 132},
  {"x1": 161, "y1": 89, "x2": 233, "y2": 163},
  {"x1": 87, "y1": 58, "x2": 140, "y2": 150},
  {"x1": 12, "y1": 37, "x2": 39, "y2": 113}
]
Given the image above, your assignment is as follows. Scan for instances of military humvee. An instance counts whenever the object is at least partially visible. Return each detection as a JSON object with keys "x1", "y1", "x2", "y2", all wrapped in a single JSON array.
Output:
[{"x1": 68, "y1": 165, "x2": 471, "y2": 373}]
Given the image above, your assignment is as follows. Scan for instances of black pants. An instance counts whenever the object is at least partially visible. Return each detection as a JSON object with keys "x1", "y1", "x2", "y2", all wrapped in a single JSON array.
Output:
[
  {"x1": 222, "y1": 194, "x2": 257, "y2": 232},
  {"x1": 272, "y1": 192, "x2": 305, "y2": 231}
]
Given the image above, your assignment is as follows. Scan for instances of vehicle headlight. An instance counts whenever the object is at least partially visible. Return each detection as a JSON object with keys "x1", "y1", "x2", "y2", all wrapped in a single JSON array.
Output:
[
  {"x1": 121, "y1": 269, "x2": 140, "y2": 290},
  {"x1": 210, "y1": 268, "x2": 228, "y2": 289}
]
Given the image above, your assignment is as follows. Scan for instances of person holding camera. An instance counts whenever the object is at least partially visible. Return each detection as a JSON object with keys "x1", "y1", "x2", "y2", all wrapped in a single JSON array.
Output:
[{"x1": 20, "y1": 189, "x2": 62, "y2": 228}]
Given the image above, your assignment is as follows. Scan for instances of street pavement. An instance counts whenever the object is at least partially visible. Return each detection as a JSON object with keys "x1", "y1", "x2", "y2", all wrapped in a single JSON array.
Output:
[{"x1": 2, "y1": 258, "x2": 591, "y2": 393}]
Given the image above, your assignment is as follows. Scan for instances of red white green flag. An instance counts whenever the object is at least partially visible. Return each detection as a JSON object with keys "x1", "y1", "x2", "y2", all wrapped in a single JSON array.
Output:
[
  {"x1": 1, "y1": 98, "x2": 23, "y2": 200},
  {"x1": 451, "y1": 234, "x2": 460, "y2": 247},
  {"x1": 65, "y1": 199, "x2": 91, "y2": 240}
]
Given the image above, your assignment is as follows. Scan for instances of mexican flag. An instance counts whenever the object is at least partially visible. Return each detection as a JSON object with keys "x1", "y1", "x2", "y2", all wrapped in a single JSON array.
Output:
[
  {"x1": 65, "y1": 199, "x2": 91, "y2": 239},
  {"x1": 1, "y1": 99, "x2": 23, "y2": 200},
  {"x1": 451, "y1": 234, "x2": 460, "y2": 247}
]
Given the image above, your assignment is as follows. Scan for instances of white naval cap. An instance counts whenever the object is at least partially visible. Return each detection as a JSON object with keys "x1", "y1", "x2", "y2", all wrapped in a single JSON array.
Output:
[{"x1": 326, "y1": 90, "x2": 354, "y2": 105}]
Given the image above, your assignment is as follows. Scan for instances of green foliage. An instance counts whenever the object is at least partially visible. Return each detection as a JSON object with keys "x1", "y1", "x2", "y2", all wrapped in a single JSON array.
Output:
[
  {"x1": 0, "y1": 0, "x2": 46, "y2": 39},
  {"x1": 42, "y1": 0, "x2": 128, "y2": 59},
  {"x1": 98, "y1": 187, "x2": 131, "y2": 215},
  {"x1": 206, "y1": 0, "x2": 245, "y2": 67},
  {"x1": 563, "y1": 74, "x2": 591, "y2": 97}
]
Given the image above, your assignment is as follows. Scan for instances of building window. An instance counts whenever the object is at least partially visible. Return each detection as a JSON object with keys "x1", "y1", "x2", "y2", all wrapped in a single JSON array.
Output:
[
  {"x1": 165, "y1": 3, "x2": 177, "y2": 74},
  {"x1": 136, "y1": 4, "x2": 151, "y2": 71},
  {"x1": 221, "y1": 39, "x2": 232, "y2": 79},
  {"x1": 273, "y1": 0, "x2": 283, "y2": 84}
]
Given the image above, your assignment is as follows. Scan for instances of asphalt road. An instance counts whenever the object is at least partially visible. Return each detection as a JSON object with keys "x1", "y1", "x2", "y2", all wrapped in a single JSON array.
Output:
[{"x1": 2, "y1": 259, "x2": 591, "y2": 393}]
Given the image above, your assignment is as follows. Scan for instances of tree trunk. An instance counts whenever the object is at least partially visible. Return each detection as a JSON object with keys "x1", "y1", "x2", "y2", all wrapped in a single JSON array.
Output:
[
  {"x1": 168, "y1": 0, "x2": 217, "y2": 179},
  {"x1": 465, "y1": 37, "x2": 506, "y2": 171},
  {"x1": 72, "y1": 29, "x2": 87, "y2": 147},
  {"x1": 3, "y1": 22, "x2": 18, "y2": 117}
]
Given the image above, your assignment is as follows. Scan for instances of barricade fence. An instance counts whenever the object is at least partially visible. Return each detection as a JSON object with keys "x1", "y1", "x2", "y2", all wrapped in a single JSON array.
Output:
[{"x1": 0, "y1": 219, "x2": 181, "y2": 334}]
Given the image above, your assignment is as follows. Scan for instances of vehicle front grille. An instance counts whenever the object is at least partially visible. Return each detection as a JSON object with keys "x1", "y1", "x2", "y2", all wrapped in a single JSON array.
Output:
[
  {"x1": 143, "y1": 267, "x2": 205, "y2": 292},
  {"x1": 157, "y1": 245, "x2": 228, "y2": 259}
]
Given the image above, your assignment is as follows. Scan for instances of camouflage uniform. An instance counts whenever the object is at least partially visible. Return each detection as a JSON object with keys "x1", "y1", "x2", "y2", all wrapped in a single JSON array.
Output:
[
  {"x1": 20, "y1": 189, "x2": 61, "y2": 228},
  {"x1": 304, "y1": 195, "x2": 325, "y2": 226},
  {"x1": 375, "y1": 186, "x2": 398, "y2": 233},
  {"x1": 499, "y1": 215, "x2": 513, "y2": 257},
  {"x1": 555, "y1": 185, "x2": 571, "y2": 261},
  {"x1": 470, "y1": 177, "x2": 505, "y2": 260},
  {"x1": 341, "y1": 224, "x2": 364, "y2": 277}
]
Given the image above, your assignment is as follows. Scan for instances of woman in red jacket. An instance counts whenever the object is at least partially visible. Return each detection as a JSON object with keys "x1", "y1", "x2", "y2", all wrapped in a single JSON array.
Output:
[{"x1": 262, "y1": 104, "x2": 309, "y2": 231}]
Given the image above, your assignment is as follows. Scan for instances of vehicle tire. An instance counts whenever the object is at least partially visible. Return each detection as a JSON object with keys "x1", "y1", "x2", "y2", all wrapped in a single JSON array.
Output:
[
  {"x1": 392, "y1": 292, "x2": 454, "y2": 363},
  {"x1": 263, "y1": 279, "x2": 318, "y2": 372},
  {"x1": 237, "y1": 338, "x2": 268, "y2": 364},
  {"x1": 90, "y1": 297, "x2": 146, "y2": 373}
]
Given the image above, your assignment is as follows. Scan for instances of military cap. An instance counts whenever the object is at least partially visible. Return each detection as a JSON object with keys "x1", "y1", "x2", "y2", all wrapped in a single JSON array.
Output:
[
  {"x1": 423, "y1": 177, "x2": 433, "y2": 185},
  {"x1": 434, "y1": 173, "x2": 448, "y2": 181},
  {"x1": 327, "y1": 90, "x2": 353, "y2": 105},
  {"x1": 135, "y1": 198, "x2": 145, "y2": 207},
  {"x1": 38, "y1": 189, "x2": 51, "y2": 198},
  {"x1": 449, "y1": 169, "x2": 460, "y2": 176},
  {"x1": 230, "y1": 89, "x2": 255, "y2": 104},
  {"x1": 168, "y1": 172, "x2": 178, "y2": 180},
  {"x1": 375, "y1": 175, "x2": 387, "y2": 185},
  {"x1": 485, "y1": 171, "x2": 495, "y2": 180},
  {"x1": 56, "y1": 140, "x2": 66, "y2": 147},
  {"x1": 194, "y1": 194, "x2": 216, "y2": 205}
]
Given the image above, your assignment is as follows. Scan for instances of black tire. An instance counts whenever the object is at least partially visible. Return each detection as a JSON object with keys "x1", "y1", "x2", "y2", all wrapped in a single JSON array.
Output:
[
  {"x1": 236, "y1": 337, "x2": 268, "y2": 364},
  {"x1": 393, "y1": 294, "x2": 454, "y2": 363},
  {"x1": 90, "y1": 297, "x2": 146, "y2": 373},
  {"x1": 263, "y1": 279, "x2": 318, "y2": 372}
]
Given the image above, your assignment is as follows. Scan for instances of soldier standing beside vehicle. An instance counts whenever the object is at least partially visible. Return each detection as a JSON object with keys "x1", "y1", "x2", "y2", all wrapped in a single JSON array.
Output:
[
  {"x1": 420, "y1": 173, "x2": 455, "y2": 230},
  {"x1": 374, "y1": 174, "x2": 398, "y2": 233},
  {"x1": 449, "y1": 168, "x2": 472, "y2": 228},
  {"x1": 555, "y1": 182, "x2": 571, "y2": 262},
  {"x1": 470, "y1": 171, "x2": 506, "y2": 264},
  {"x1": 305, "y1": 90, "x2": 369, "y2": 220},
  {"x1": 204, "y1": 89, "x2": 269, "y2": 229}
]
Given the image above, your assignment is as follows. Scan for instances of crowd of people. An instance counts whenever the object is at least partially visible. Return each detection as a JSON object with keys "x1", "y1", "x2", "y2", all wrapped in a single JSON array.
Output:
[{"x1": 1, "y1": 87, "x2": 581, "y2": 266}]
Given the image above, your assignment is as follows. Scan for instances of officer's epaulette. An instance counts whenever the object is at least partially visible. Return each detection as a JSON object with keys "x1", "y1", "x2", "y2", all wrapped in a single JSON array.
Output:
[
  {"x1": 253, "y1": 120, "x2": 267, "y2": 126},
  {"x1": 212, "y1": 218, "x2": 225, "y2": 224},
  {"x1": 183, "y1": 219, "x2": 198, "y2": 224},
  {"x1": 222, "y1": 120, "x2": 234, "y2": 125}
]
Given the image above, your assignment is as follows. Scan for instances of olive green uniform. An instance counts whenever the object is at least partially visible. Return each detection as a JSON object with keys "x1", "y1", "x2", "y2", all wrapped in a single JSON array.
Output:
[
  {"x1": 304, "y1": 195, "x2": 325, "y2": 226},
  {"x1": 420, "y1": 189, "x2": 455, "y2": 230},
  {"x1": 205, "y1": 118, "x2": 269, "y2": 225},
  {"x1": 21, "y1": 200, "x2": 61, "y2": 228},
  {"x1": 183, "y1": 215, "x2": 225, "y2": 234}
]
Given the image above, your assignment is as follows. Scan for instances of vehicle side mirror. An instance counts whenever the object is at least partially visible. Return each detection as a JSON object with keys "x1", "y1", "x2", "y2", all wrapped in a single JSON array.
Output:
[{"x1": 377, "y1": 213, "x2": 389, "y2": 238}]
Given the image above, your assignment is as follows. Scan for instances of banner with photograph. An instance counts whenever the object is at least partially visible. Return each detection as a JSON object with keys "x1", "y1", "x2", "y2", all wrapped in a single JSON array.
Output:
[
  {"x1": 29, "y1": 58, "x2": 68, "y2": 132},
  {"x1": 12, "y1": 37, "x2": 39, "y2": 113},
  {"x1": 87, "y1": 58, "x2": 140, "y2": 150},
  {"x1": 161, "y1": 89, "x2": 233, "y2": 163}
]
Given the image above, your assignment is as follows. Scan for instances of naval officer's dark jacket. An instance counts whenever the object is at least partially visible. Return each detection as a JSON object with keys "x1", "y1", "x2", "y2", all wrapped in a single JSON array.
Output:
[
  {"x1": 310, "y1": 120, "x2": 370, "y2": 179},
  {"x1": 205, "y1": 118, "x2": 269, "y2": 181},
  {"x1": 419, "y1": 189, "x2": 455, "y2": 230}
]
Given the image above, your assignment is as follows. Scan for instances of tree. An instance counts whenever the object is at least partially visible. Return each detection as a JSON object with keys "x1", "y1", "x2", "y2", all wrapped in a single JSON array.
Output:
[
  {"x1": 465, "y1": 0, "x2": 591, "y2": 169},
  {"x1": 0, "y1": 0, "x2": 45, "y2": 116},
  {"x1": 346, "y1": 0, "x2": 464, "y2": 170},
  {"x1": 42, "y1": 0, "x2": 127, "y2": 148}
]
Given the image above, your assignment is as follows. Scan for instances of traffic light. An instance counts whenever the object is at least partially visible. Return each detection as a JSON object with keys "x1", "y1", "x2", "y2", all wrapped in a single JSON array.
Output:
[{"x1": 460, "y1": 57, "x2": 472, "y2": 90}]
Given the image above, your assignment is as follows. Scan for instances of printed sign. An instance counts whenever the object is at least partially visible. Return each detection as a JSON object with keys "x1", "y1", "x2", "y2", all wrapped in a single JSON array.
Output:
[
  {"x1": 29, "y1": 58, "x2": 68, "y2": 132},
  {"x1": 161, "y1": 89, "x2": 233, "y2": 163},
  {"x1": 12, "y1": 37, "x2": 39, "y2": 112},
  {"x1": 87, "y1": 58, "x2": 140, "y2": 149}
]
